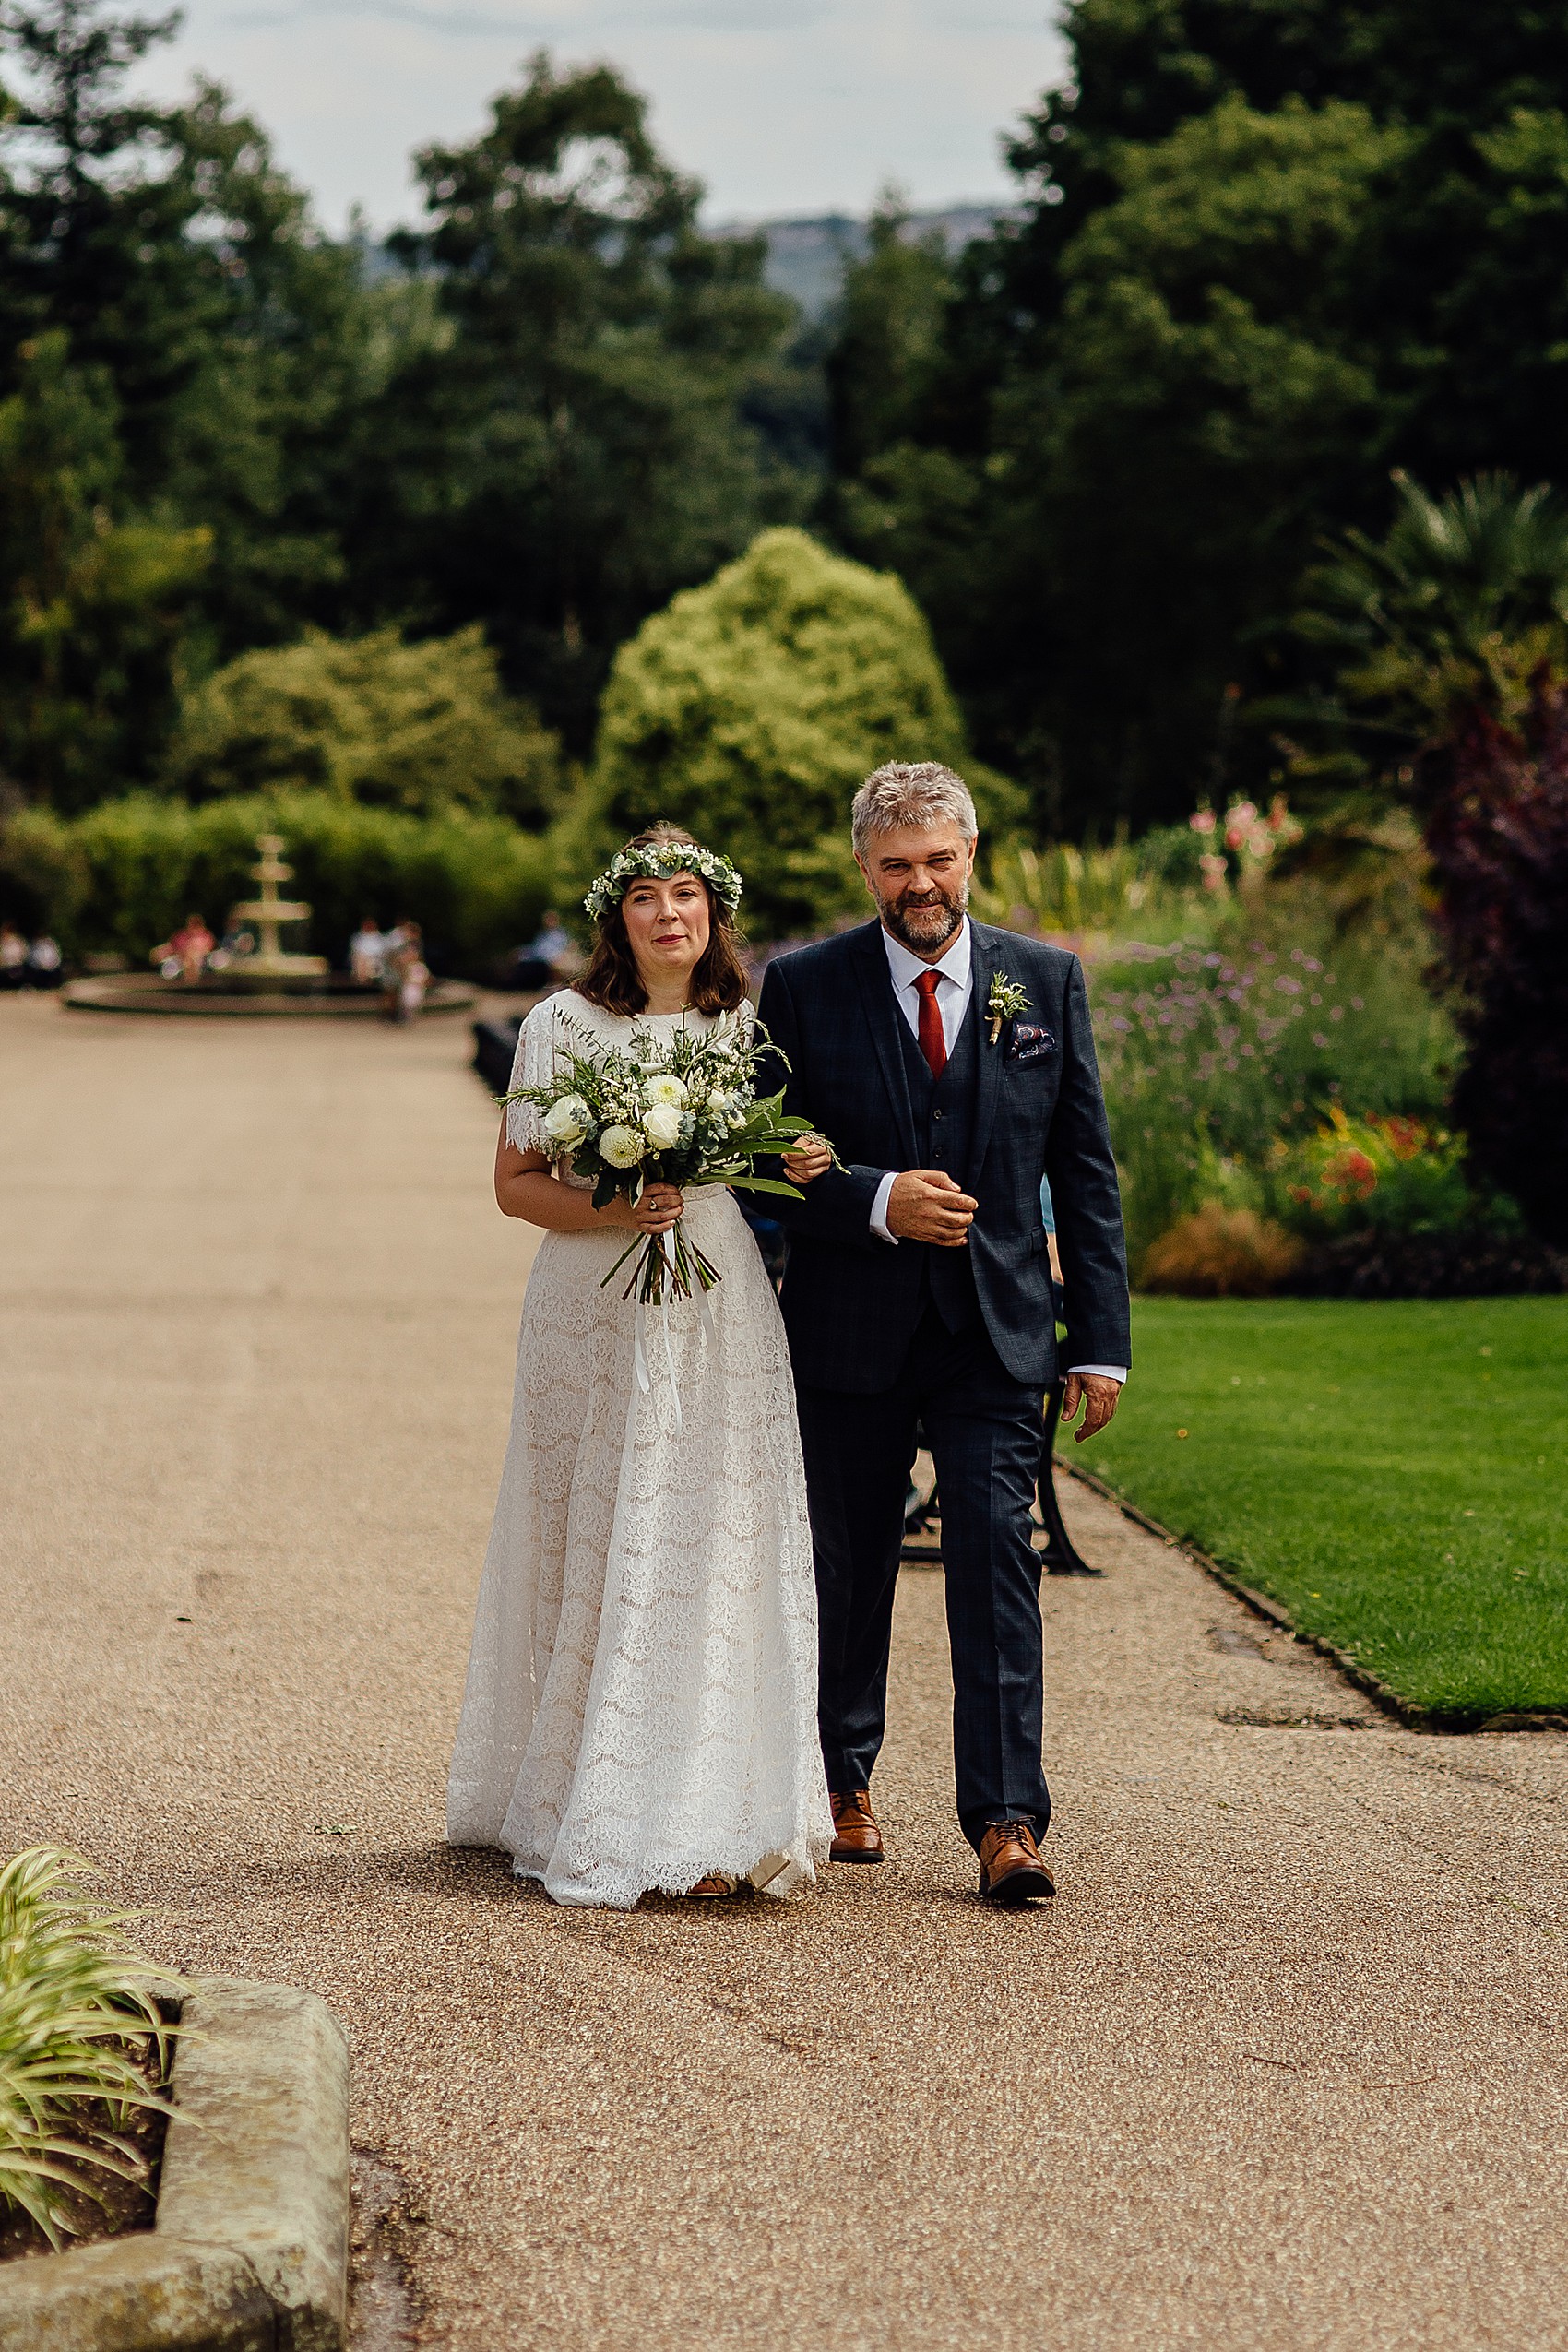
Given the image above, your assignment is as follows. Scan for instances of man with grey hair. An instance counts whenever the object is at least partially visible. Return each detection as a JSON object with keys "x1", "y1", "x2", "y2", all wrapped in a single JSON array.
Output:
[{"x1": 758, "y1": 761, "x2": 1130, "y2": 1904}]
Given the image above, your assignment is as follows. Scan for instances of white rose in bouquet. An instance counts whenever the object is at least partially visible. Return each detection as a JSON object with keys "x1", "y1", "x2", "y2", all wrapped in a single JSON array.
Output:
[
  {"x1": 643, "y1": 1074, "x2": 689, "y2": 1108},
  {"x1": 641, "y1": 1102, "x2": 685, "y2": 1150},
  {"x1": 542, "y1": 1093, "x2": 592, "y2": 1147},
  {"x1": 600, "y1": 1123, "x2": 646, "y2": 1168}
]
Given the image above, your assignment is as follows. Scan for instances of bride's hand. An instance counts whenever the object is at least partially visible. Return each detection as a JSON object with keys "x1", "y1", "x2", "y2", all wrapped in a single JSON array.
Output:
[
  {"x1": 608, "y1": 1183, "x2": 684, "y2": 1236},
  {"x1": 781, "y1": 1134, "x2": 832, "y2": 1184}
]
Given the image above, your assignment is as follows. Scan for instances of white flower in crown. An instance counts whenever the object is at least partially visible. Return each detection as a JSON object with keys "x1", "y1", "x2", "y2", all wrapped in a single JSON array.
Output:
[
  {"x1": 583, "y1": 835, "x2": 743, "y2": 921},
  {"x1": 541, "y1": 1093, "x2": 592, "y2": 1146},
  {"x1": 600, "y1": 1123, "x2": 646, "y2": 1168},
  {"x1": 641, "y1": 1102, "x2": 686, "y2": 1150}
]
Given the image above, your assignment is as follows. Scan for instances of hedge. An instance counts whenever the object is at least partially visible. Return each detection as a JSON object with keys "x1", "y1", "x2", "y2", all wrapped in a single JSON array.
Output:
[{"x1": 0, "y1": 790, "x2": 555, "y2": 974}]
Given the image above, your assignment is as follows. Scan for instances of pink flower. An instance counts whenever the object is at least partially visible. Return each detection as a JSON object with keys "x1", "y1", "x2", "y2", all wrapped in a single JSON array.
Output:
[{"x1": 1190, "y1": 809, "x2": 1217, "y2": 835}]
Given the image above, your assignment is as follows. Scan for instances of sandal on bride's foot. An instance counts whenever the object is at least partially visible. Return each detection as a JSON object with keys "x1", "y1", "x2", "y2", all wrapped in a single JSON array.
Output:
[{"x1": 684, "y1": 1872, "x2": 737, "y2": 1899}]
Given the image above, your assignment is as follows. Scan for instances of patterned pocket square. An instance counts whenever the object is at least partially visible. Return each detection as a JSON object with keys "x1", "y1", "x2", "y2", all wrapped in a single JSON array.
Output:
[{"x1": 1006, "y1": 1023, "x2": 1058, "y2": 1064}]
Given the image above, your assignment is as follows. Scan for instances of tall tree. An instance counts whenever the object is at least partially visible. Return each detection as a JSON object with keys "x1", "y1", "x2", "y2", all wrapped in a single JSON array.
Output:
[
  {"x1": 0, "y1": 0, "x2": 371, "y2": 659},
  {"x1": 829, "y1": 1, "x2": 1568, "y2": 833},
  {"x1": 0, "y1": 331, "x2": 208, "y2": 805},
  {"x1": 349, "y1": 53, "x2": 809, "y2": 753}
]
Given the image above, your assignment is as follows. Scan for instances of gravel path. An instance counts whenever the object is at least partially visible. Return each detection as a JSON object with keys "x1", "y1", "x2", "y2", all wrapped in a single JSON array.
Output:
[{"x1": 3, "y1": 994, "x2": 1565, "y2": 2351}]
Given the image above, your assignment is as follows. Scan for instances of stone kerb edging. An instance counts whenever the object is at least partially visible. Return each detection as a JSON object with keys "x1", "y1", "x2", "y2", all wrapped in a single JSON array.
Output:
[{"x1": 0, "y1": 1979, "x2": 350, "y2": 2352}]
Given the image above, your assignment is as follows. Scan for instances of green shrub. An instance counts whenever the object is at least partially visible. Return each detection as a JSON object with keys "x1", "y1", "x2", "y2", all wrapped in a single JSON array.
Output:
[
  {"x1": 584, "y1": 527, "x2": 1022, "y2": 936},
  {"x1": 1092, "y1": 877, "x2": 1458, "y2": 1268},
  {"x1": 162, "y1": 626, "x2": 562, "y2": 825},
  {"x1": 0, "y1": 1847, "x2": 183, "y2": 2249},
  {"x1": 1269, "y1": 1108, "x2": 1479, "y2": 1239},
  {"x1": 972, "y1": 834, "x2": 1199, "y2": 944},
  {"x1": 0, "y1": 792, "x2": 554, "y2": 974}
]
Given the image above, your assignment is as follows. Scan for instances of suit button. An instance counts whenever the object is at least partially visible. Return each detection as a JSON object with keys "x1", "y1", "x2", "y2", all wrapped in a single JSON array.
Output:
[{"x1": 932, "y1": 1109, "x2": 944, "y2": 1121}]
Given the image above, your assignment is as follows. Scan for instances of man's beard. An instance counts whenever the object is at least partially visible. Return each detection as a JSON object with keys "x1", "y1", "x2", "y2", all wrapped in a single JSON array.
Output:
[{"x1": 877, "y1": 878, "x2": 968, "y2": 953}]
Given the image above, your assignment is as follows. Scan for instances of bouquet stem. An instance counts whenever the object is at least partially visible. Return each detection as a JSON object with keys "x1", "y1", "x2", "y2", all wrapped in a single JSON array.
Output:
[{"x1": 602, "y1": 1216, "x2": 722, "y2": 1305}]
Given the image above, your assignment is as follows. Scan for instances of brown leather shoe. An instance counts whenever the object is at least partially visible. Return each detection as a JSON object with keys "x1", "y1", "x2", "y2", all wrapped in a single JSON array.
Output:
[
  {"x1": 828, "y1": 1788, "x2": 885, "y2": 1864},
  {"x1": 977, "y1": 1820, "x2": 1055, "y2": 1904}
]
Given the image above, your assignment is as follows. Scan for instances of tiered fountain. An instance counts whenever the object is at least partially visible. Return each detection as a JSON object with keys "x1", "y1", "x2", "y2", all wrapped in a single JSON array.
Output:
[
  {"x1": 225, "y1": 835, "x2": 328, "y2": 980},
  {"x1": 61, "y1": 829, "x2": 474, "y2": 1017}
]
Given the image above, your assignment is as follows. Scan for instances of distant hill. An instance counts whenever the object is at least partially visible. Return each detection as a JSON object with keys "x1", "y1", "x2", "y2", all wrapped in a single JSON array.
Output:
[
  {"x1": 712, "y1": 203, "x2": 1025, "y2": 319},
  {"x1": 361, "y1": 203, "x2": 1025, "y2": 320}
]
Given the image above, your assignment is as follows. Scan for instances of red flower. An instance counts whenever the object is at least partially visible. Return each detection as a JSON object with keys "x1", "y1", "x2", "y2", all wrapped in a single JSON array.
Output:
[
  {"x1": 1324, "y1": 1147, "x2": 1377, "y2": 1199},
  {"x1": 1375, "y1": 1115, "x2": 1424, "y2": 1162}
]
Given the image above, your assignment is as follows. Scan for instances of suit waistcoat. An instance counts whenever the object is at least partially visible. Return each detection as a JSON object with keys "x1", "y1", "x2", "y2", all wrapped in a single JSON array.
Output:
[{"x1": 896, "y1": 988, "x2": 982, "y2": 1333}]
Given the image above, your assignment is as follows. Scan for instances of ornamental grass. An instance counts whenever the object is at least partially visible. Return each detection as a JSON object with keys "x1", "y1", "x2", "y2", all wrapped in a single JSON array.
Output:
[{"x1": 0, "y1": 1847, "x2": 184, "y2": 2249}]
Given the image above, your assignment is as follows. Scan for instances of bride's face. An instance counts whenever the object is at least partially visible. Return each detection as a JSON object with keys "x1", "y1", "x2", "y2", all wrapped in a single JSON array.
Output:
[{"x1": 622, "y1": 872, "x2": 710, "y2": 990}]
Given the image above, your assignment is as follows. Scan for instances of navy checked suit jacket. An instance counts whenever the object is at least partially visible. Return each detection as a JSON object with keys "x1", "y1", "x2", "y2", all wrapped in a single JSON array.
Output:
[{"x1": 756, "y1": 919, "x2": 1131, "y2": 1394}]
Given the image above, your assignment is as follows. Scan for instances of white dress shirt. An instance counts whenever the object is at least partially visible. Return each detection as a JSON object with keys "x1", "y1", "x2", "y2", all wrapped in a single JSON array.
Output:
[{"x1": 867, "y1": 920, "x2": 1125, "y2": 1385}]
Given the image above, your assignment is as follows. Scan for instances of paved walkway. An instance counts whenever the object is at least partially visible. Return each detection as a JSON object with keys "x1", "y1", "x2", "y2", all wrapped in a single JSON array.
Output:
[{"x1": 3, "y1": 992, "x2": 1566, "y2": 2351}]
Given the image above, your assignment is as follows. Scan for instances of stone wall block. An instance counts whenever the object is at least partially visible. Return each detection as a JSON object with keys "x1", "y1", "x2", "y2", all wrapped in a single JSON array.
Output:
[{"x1": 158, "y1": 1981, "x2": 350, "y2": 2352}]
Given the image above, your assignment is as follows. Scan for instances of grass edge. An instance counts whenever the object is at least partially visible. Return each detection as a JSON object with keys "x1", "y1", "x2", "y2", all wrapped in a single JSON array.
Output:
[{"x1": 1061, "y1": 1459, "x2": 1568, "y2": 1739}]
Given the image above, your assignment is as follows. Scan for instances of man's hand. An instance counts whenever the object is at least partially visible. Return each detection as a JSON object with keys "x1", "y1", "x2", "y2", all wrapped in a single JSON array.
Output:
[
  {"x1": 886, "y1": 1168, "x2": 977, "y2": 1247},
  {"x1": 780, "y1": 1134, "x2": 833, "y2": 1184},
  {"x1": 1061, "y1": 1372, "x2": 1120, "y2": 1443}
]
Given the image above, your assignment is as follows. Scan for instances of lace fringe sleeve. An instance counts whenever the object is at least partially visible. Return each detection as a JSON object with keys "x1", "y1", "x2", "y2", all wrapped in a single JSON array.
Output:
[{"x1": 505, "y1": 995, "x2": 565, "y2": 1156}]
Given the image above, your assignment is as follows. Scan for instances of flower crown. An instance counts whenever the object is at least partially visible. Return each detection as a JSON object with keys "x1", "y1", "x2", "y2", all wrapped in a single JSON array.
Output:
[{"x1": 583, "y1": 838, "x2": 742, "y2": 921}]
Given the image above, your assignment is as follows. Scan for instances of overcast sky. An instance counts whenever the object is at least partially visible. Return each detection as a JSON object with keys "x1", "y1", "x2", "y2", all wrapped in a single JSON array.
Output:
[{"x1": 129, "y1": 1, "x2": 1068, "y2": 233}]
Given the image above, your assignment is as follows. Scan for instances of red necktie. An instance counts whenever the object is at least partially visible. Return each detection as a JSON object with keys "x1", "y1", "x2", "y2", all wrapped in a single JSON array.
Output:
[{"x1": 915, "y1": 968, "x2": 947, "y2": 1080}]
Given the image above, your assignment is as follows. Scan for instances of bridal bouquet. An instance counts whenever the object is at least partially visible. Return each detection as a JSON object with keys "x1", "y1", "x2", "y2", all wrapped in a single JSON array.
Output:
[{"x1": 502, "y1": 1009, "x2": 830, "y2": 1307}]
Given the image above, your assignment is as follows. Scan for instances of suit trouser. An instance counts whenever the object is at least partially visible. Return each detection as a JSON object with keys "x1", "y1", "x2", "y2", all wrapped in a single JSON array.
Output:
[{"x1": 795, "y1": 1303, "x2": 1051, "y2": 1853}]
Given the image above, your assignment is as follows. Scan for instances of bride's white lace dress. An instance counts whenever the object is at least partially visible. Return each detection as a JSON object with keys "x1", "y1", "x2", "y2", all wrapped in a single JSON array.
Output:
[{"x1": 446, "y1": 989, "x2": 833, "y2": 1908}]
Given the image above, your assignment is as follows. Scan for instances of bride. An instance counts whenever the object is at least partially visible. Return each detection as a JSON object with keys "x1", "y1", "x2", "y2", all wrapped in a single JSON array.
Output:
[{"x1": 446, "y1": 824, "x2": 835, "y2": 1907}]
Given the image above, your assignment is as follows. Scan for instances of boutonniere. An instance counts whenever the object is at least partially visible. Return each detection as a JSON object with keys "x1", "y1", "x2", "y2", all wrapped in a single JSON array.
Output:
[{"x1": 987, "y1": 971, "x2": 1032, "y2": 1046}]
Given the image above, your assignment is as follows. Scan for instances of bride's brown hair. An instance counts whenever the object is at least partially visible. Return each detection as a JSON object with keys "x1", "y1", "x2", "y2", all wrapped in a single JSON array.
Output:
[{"x1": 576, "y1": 824, "x2": 750, "y2": 1017}]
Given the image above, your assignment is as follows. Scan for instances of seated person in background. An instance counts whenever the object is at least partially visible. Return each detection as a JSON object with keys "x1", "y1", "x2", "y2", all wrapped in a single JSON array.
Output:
[
  {"x1": 207, "y1": 914, "x2": 255, "y2": 973},
  {"x1": 349, "y1": 917, "x2": 386, "y2": 986},
  {"x1": 0, "y1": 923, "x2": 27, "y2": 987},
  {"x1": 505, "y1": 909, "x2": 575, "y2": 992},
  {"x1": 151, "y1": 914, "x2": 215, "y2": 982},
  {"x1": 25, "y1": 934, "x2": 62, "y2": 987}
]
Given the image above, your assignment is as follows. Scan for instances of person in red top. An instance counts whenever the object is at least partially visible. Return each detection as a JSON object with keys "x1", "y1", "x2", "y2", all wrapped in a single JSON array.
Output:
[{"x1": 151, "y1": 915, "x2": 215, "y2": 982}]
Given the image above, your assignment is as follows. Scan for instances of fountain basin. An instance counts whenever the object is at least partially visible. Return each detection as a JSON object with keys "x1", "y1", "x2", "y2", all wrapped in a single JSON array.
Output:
[{"x1": 61, "y1": 973, "x2": 477, "y2": 1017}]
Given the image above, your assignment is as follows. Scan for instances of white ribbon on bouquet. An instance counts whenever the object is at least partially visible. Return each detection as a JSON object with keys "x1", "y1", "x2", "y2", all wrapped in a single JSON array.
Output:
[{"x1": 631, "y1": 1224, "x2": 717, "y2": 1433}]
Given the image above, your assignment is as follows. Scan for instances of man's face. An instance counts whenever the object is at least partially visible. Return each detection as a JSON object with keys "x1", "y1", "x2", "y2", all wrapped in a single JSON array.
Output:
[{"x1": 858, "y1": 822, "x2": 978, "y2": 956}]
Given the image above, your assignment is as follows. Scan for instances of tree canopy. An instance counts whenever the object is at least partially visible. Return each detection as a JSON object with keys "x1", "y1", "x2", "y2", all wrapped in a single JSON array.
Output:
[
  {"x1": 826, "y1": 0, "x2": 1568, "y2": 831},
  {"x1": 0, "y1": 10, "x2": 811, "y2": 805},
  {"x1": 7, "y1": 0, "x2": 1568, "y2": 863},
  {"x1": 348, "y1": 51, "x2": 808, "y2": 753},
  {"x1": 162, "y1": 626, "x2": 562, "y2": 824}
]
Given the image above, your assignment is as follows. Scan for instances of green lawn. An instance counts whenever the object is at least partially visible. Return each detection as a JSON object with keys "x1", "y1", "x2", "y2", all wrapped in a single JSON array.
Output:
[{"x1": 1081, "y1": 1296, "x2": 1568, "y2": 1723}]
